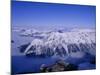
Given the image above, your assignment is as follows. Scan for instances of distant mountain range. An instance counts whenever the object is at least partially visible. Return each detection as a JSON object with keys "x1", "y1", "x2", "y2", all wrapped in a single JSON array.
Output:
[{"x1": 14, "y1": 27, "x2": 96, "y2": 57}]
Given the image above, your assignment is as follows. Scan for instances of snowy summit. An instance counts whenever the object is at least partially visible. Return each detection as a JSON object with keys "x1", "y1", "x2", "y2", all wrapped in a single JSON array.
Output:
[{"x1": 17, "y1": 28, "x2": 96, "y2": 57}]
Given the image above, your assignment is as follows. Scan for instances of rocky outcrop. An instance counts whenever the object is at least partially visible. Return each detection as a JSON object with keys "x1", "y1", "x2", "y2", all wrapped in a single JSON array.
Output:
[{"x1": 40, "y1": 59, "x2": 78, "y2": 72}]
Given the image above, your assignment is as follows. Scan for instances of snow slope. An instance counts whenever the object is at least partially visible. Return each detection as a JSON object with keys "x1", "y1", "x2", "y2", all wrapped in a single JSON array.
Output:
[{"x1": 18, "y1": 28, "x2": 96, "y2": 57}]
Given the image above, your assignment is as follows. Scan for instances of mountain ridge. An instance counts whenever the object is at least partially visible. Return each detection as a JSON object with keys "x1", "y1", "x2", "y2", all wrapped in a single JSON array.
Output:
[{"x1": 17, "y1": 28, "x2": 96, "y2": 57}]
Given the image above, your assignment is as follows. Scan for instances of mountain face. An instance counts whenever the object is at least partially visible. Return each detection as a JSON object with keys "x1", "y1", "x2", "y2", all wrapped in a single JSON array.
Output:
[{"x1": 18, "y1": 28, "x2": 96, "y2": 57}]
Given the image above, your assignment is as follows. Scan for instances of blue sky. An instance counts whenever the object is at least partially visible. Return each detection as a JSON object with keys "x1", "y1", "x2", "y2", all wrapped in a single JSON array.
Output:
[{"x1": 11, "y1": 1, "x2": 96, "y2": 30}]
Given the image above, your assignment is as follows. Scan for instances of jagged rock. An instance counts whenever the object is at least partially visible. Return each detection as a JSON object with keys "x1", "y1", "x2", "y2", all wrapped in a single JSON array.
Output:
[
  {"x1": 67, "y1": 44, "x2": 80, "y2": 53},
  {"x1": 55, "y1": 45, "x2": 67, "y2": 56},
  {"x1": 40, "y1": 64, "x2": 50, "y2": 72},
  {"x1": 40, "y1": 60, "x2": 78, "y2": 72}
]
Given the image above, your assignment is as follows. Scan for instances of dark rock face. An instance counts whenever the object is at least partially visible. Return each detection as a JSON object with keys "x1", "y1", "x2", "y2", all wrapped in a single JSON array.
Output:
[
  {"x1": 55, "y1": 45, "x2": 67, "y2": 56},
  {"x1": 67, "y1": 44, "x2": 80, "y2": 53},
  {"x1": 26, "y1": 52, "x2": 46, "y2": 58},
  {"x1": 43, "y1": 47, "x2": 54, "y2": 57},
  {"x1": 19, "y1": 42, "x2": 96, "y2": 57},
  {"x1": 57, "y1": 30, "x2": 63, "y2": 33},
  {"x1": 64, "y1": 63, "x2": 78, "y2": 71},
  {"x1": 19, "y1": 43, "x2": 30, "y2": 53},
  {"x1": 26, "y1": 52, "x2": 35, "y2": 57},
  {"x1": 40, "y1": 59, "x2": 78, "y2": 72}
]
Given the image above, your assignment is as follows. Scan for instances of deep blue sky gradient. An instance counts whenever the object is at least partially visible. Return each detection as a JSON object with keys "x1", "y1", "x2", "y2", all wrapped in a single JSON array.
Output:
[{"x1": 11, "y1": 1, "x2": 96, "y2": 30}]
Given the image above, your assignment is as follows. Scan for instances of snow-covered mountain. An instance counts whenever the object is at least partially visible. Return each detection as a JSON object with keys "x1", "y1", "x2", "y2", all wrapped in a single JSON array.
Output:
[{"x1": 18, "y1": 28, "x2": 96, "y2": 57}]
